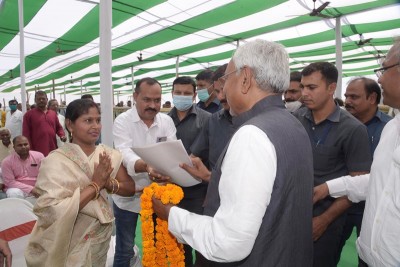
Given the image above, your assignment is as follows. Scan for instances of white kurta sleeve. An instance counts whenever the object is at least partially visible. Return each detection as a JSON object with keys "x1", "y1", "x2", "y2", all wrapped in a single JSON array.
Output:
[
  {"x1": 327, "y1": 174, "x2": 370, "y2": 202},
  {"x1": 168, "y1": 125, "x2": 277, "y2": 262}
]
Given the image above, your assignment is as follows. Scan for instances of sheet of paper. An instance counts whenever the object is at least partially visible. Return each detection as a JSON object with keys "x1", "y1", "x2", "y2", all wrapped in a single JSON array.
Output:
[{"x1": 131, "y1": 140, "x2": 201, "y2": 187}]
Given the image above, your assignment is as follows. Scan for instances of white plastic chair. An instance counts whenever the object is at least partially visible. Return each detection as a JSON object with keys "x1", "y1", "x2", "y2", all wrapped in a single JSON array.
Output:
[{"x1": 0, "y1": 198, "x2": 37, "y2": 267}]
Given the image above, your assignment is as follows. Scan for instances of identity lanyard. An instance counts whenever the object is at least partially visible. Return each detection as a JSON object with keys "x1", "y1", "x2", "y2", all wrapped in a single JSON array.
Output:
[{"x1": 309, "y1": 120, "x2": 333, "y2": 147}]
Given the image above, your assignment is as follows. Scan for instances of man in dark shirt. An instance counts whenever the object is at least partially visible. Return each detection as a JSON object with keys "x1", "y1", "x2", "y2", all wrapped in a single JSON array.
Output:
[
  {"x1": 168, "y1": 76, "x2": 211, "y2": 266},
  {"x1": 191, "y1": 64, "x2": 236, "y2": 172},
  {"x1": 293, "y1": 62, "x2": 372, "y2": 267},
  {"x1": 337, "y1": 77, "x2": 392, "y2": 264},
  {"x1": 196, "y1": 69, "x2": 222, "y2": 113}
]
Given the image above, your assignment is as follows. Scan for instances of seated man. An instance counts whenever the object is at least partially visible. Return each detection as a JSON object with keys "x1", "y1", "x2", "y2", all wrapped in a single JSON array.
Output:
[
  {"x1": 0, "y1": 128, "x2": 14, "y2": 199},
  {"x1": 1, "y1": 135, "x2": 44, "y2": 201}
]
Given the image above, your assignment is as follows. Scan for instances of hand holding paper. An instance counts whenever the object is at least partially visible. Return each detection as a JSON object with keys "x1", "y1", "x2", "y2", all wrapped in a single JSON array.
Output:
[
  {"x1": 180, "y1": 156, "x2": 211, "y2": 183},
  {"x1": 132, "y1": 140, "x2": 201, "y2": 187}
]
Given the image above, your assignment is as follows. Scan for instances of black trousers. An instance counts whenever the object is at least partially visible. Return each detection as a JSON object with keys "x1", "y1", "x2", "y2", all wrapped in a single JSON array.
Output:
[{"x1": 313, "y1": 215, "x2": 346, "y2": 267}]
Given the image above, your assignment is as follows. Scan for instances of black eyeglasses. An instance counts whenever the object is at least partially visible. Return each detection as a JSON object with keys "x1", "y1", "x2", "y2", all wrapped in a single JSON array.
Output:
[{"x1": 373, "y1": 63, "x2": 400, "y2": 78}]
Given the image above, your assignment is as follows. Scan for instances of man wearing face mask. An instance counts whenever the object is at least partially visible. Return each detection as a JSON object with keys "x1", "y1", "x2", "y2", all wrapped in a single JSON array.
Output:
[
  {"x1": 191, "y1": 64, "x2": 236, "y2": 173},
  {"x1": 196, "y1": 69, "x2": 223, "y2": 114},
  {"x1": 284, "y1": 71, "x2": 304, "y2": 113},
  {"x1": 168, "y1": 76, "x2": 211, "y2": 266},
  {"x1": 5, "y1": 99, "x2": 23, "y2": 139}
]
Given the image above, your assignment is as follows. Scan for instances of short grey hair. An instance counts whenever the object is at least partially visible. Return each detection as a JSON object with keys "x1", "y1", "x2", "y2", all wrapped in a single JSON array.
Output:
[
  {"x1": 392, "y1": 37, "x2": 400, "y2": 61},
  {"x1": 232, "y1": 39, "x2": 289, "y2": 93}
]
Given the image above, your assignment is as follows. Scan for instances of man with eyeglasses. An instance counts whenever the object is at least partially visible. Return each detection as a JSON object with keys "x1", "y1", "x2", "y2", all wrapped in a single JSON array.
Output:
[
  {"x1": 112, "y1": 77, "x2": 177, "y2": 267},
  {"x1": 313, "y1": 38, "x2": 400, "y2": 266},
  {"x1": 152, "y1": 39, "x2": 314, "y2": 266},
  {"x1": 338, "y1": 77, "x2": 392, "y2": 265},
  {"x1": 196, "y1": 69, "x2": 223, "y2": 114}
]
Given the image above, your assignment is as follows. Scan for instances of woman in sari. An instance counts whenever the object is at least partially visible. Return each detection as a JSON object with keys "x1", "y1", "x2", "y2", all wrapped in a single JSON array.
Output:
[{"x1": 25, "y1": 99, "x2": 136, "y2": 266}]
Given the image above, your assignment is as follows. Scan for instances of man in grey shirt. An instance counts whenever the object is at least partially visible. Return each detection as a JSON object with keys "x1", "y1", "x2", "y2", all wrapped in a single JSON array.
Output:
[{"x1": 294, "y1": 62, "x2": 372, "y2": 267}]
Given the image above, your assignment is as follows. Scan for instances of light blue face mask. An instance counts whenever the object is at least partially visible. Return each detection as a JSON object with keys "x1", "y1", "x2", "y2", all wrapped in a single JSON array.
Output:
[
  {"x1": 173, "y1": 95, "x2": 193, "y2": 111},
  {"x1": 197, "y1": 88, "x2": 210, "y2": 102}
]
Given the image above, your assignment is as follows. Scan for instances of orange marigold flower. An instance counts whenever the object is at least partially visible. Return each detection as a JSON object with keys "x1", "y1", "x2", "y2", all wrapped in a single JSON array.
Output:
[{"x1": 141, "y1": 183, "x2": 184, "y2": 267}]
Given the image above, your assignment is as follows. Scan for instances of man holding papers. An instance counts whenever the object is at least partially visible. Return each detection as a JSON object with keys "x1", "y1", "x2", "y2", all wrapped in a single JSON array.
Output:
[
  {"x1": 153, "y1": 40, "x2": 314, "y2": 266},
  {"x1": 112, "y1": 77, "x2": 176, "y2": 267}
]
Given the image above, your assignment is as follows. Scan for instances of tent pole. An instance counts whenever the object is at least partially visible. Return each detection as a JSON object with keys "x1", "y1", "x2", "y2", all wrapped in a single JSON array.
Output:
[
  {"x1": 175, "y1": 56, "x2": 180, "y2": 77},
  {"x1": 131, "y1": 66, "x2": 134, "y2": 92},
  {"x1": 18, "y1": 0, "x2": 27, "y2": 114},
  {"x1": 64, "y1": 85, "x2": 66, "y2": 103},
  {"x1": 80, "y1": 80, "x2": 83, "y2": 96},
  {"x1": 99, "y1": 0, "x2": 113, "y2": 146},
  {"x1": 52, "y1": 79, "x2": 55, "y2": 99},
  {"x1": 335, "y1": 16, "x2": 342, "y2": 98}
]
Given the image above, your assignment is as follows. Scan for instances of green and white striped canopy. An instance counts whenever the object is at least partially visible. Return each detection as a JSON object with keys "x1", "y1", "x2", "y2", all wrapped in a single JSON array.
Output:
[{"x1": 0, "y1": 0, "x2": 399, "y2": 99}]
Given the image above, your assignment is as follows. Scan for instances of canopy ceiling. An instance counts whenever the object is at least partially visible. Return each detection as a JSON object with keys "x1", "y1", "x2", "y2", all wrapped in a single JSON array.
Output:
[{"x1": 0, "y1": 0, "x2": 399, "y2": 98}]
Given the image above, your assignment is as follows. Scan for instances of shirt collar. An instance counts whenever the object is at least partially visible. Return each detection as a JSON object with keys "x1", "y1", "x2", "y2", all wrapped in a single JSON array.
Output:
[
  {"x1": 364, "y1": 108, "x2": 391, "y2": 126},
  {"x1": 374, "y1": 109, "x2": 386, "y2": 121},
  {"x1": 220, "y1": 109, "x2": 232, "y2": 122},
  {"x1": 169, "y1": 104, "x2": 196, "y2": 120},
  {"x1": 232, "y1": 95, "x2": 285, "y2": 128},
  {"x1": 304, "y1": 104, "x2": 341, "y2": 124},
  {"x1": 13, "y1": 151, "x2": 31, "y2": 161}
]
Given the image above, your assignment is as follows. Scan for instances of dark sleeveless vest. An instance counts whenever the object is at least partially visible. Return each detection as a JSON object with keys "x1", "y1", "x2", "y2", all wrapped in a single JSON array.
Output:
[{"x1": 202, "y1": 95, "x2": 313, "y2": 266}]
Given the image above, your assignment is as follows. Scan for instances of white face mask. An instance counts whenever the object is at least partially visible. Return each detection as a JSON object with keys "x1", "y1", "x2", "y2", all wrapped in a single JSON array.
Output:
[{"x1": 285, "y1": 101, "x2": 302, "y2": 113}]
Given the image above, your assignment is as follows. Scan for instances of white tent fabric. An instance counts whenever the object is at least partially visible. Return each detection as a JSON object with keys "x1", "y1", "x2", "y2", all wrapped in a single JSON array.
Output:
[{"x1": 0, "y1": 0, "x2": 399, "y2": 103}]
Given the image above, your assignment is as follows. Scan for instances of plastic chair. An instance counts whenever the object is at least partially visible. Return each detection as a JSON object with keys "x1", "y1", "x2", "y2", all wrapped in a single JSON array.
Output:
[{"x1": 0, "y1": 198, "x2": 37, "y2": 267}]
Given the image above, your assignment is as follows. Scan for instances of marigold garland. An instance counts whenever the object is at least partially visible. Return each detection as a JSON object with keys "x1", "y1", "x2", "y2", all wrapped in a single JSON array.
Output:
[{"x1": 140, "y1": 183, "x2": 185, "y2": 267}]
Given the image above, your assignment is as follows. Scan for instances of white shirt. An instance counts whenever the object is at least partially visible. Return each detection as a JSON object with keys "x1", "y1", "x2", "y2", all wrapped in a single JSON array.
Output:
[
  {"x1": 168, "y1": 125, "x2": 277, "y2": 262},
  {"x1": 56, "y1": 113, "x2": 67, "y2": 148},
  {"x1": 112, "y1": 105, "x2": 176, "y2": 212},
  {"x1": 5, "y1": 110, "x2": 23, "y2": 139},
  {"x1": 326, "y1": 114, "x2": 400, "y2": 266}
]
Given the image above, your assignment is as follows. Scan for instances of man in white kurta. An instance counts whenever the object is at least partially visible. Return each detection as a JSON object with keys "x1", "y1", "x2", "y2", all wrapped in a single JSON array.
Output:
[{"x1": 313, "y1": 39, "x2": 400, "y2": 266}]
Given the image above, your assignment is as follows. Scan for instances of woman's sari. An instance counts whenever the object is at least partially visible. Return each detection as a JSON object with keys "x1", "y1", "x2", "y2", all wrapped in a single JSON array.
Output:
[{"x1": 25, "y1": 143, "x2": 122, "y2": 267}]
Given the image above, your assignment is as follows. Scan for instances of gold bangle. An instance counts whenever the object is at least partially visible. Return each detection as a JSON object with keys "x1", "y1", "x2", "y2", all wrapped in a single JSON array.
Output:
[
  {"x1": 106, "y1": 179, "x2": 115, "y2": 194},
  {"x1": 88, "y1": 182, "x2": 100, "y2": 199},
  {"x1": 113, "y1": 179, "x2": 120, "y2": 194}
]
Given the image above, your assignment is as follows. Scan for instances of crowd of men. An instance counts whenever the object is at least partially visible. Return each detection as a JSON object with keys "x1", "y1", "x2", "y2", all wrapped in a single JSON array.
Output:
[{"x1": 0, "y1": 37, "x2": 399, "y2": 267}]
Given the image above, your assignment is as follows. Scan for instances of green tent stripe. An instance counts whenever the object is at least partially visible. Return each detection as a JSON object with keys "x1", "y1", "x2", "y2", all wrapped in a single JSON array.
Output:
[
  {"x1": 0, "y1": 0, "x2": 47, "y2": 49},
  {"x1": 0, "y1": 1, "x2": 164, "y2": 84},
  {"x1": 0, "y1": 0, "x2": 398, "y2": 93}
]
